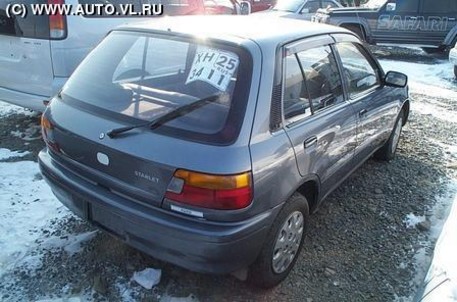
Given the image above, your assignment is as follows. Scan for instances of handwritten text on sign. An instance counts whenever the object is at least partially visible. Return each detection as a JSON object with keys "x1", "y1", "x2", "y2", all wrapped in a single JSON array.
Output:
[{"x1": 186, "y1": 47, "x2": 239, "y2": 91}]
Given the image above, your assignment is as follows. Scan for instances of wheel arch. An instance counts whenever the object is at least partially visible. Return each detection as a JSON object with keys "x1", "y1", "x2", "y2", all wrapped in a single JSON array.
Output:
[
  {"x1": 401, "y1": 99, "x2": 410, "y2": 126},
  {"x1": 339, "y1": 21, "x2": 371, "y2": 42},
  {"x1": 444, "y1": 25, "x2": 457, "y2": 48},
  {"x1": 294, "y1": 175, "x2": 321, "y2": 213}
]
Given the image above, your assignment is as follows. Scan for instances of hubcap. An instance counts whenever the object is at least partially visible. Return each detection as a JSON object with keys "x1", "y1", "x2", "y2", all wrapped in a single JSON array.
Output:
[
  {"x1": 272, "y1": 211, "x2": 304, "y2": 274},
  {"x1": 391, "y1": 116, "x2": 403, "y2": 154}
]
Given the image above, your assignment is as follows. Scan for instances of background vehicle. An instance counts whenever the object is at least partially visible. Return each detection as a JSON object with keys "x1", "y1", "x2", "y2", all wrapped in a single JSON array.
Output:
[
  {"x1": 259, "y1": 0, "x2": 342, "y2": 19},
  {"x1": 313, "y1": 0, "x2": 457, "y2": 52},
  {"x1": 245, "y1": 0, "x2": 276, "y2": 12},
  {"x1": 39, "y1": 15, "x2": 409, "y2": 288},
  {"x1": 0, "y1": 0, "x2": 249, "y2": 112}
]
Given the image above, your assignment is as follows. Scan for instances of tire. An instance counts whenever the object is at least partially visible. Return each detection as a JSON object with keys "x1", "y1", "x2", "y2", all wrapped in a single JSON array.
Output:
[
  {"x1": 342, "y1": 25, "x2": 365, "y2": 42},
  {"x1": 454, "y1": 66, "x2": 457, "y2": 79},
  {"x1": 374, "y1": 110, "x2": 404, "y2": 161},
  {"x1": 247, "y1": 193, "x2": 309, "y2": 288}
]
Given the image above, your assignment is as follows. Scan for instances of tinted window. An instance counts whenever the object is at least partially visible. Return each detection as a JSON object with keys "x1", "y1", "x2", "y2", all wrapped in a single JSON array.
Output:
[
  {"x1": 336, "y1": 42, "x2": 381, "y2": 98},
  {"x1": 61, "y1": 32, "x2": 252, "y2": 145},
  {"x1": 273, "y1": 0, "x2": 305, "y2": 12},
  {"x1": 322, "y1": 1, "x2": 339, "y2": 8},
  {"x1": 396, "y1": 0, "x2": 419, "y2": 12},
  {"x1": 0, "y1": 1, "x2": 50, "y2": 39},
  {"x1": 283, "y1": 55, "x2": 312, "y2": 122},
  {"x1": 296, "y1": 45, "x2": 344, "y2": 112},
  {"x1": 302, "y1": 0, "x2": 320, "y2": 13},
  {"x1": 422, "y1": 0, "x2": 457, "y2": 14}
]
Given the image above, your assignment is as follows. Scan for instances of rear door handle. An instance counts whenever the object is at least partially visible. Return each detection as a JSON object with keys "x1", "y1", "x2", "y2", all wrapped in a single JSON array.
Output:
[
  {"x1": 359, "y1": 109, "x2": 368, "y2": 117},
  {"x1": 304, "y1": 136, "x2": 317, "y2": 148}
]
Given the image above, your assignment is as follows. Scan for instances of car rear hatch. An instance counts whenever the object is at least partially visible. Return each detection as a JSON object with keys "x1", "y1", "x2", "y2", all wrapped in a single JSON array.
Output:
[
  {"x1": 0, "y1": 1, "x2": 56, "y2": 99},
  {"x1": 42, "y1": 29, "x2": 254, "y2": 209}
]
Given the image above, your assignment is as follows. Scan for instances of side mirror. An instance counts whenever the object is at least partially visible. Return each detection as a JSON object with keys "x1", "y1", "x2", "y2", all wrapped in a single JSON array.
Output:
[
  {"x1": 240, "y1": 1, "x2": 251, "y2": 14},
  {"x1": 386, "y1": 3, "x2": 396, "y2": 11},
  {"x1": 301, "y1": 8, "x2": 310, "y2": 13},
  {"x1": 385, "y1": 71, "x2": 407, "y2": 88}
]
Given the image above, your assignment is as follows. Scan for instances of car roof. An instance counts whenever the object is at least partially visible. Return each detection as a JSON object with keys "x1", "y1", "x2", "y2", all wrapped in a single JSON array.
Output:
[{"x1": 116, "y1": 15, "x2": 351, "y2": 47}]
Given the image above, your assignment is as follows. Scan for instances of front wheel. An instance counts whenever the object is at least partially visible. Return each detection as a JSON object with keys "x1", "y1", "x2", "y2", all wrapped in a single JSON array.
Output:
[
  {"x1": 374, "y1": 110, "x2": 404, "y2": 161},
  {"x1": 247, "y1": 193, "x2": 309, "y2": 288}
]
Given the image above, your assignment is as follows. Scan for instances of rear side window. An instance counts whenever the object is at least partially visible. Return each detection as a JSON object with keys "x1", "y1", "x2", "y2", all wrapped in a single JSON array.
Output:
[
  {"x1": 61, "y1": 32, "x2": 253, "y2": 145},
  {"x1": 422, "y1": 0, "x2": 457, "y2": 14},
  {"x1": 335, "y1": 42, "x2": 381, "y2": 98},
  {"x1": 282, "y1": 45, "x2": 344, "y2": 123},
  {"x1": 297, "y1": 45, "x2": 344, "y2": 112},
  {"x1": 0, "y1": 1, "x2": 50, "y2": 38},
  {"x1": 283, "y1": 55, "x2": 312, "y2": 121}
]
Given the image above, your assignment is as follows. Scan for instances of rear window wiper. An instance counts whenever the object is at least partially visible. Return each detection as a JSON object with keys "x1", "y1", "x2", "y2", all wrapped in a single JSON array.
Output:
[{"x1": 106, "y1": 94, "x2": 220, "y2": 139}]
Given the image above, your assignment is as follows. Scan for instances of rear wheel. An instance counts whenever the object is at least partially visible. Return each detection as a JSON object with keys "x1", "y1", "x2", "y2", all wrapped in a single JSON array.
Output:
[
  {"x1": 374, "y1": 110, "x2": 404, "y2": 161},
  {"x1": 248, "y1": 193, "x2": 309, "y2": 288}
]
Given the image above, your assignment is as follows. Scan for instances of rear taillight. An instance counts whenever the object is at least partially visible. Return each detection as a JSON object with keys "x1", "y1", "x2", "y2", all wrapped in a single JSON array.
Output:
[
  {"x1": 165, "y1": 170, "x2": 252, "y2": 210},
  {"x1": 48, "y1": 0, "x2": 66, "y2": 39},
  {"x1": 41, "y1": 115, "x2": 60, "y2": 153}
]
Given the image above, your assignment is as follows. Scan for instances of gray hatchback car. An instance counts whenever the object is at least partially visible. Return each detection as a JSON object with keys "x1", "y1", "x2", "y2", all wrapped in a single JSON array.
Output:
[{"x1": 39, "y1": 15, "x2": 409, "y2": 288}]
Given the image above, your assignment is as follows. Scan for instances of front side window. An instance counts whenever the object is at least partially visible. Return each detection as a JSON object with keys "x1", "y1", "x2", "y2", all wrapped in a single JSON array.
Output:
[
  {"x1": 322, "y1": 1, "x2": 339, "y2": 9},
  {"x1": 302, "y1": 0, "x2": 320, "y2": 13},
  {"x1": 61, "y1": 31, "x2": 252, "y2": 144},
  {"x1": 396, "y1": 0, "x2": 419, "y2": 12},
  {"x1": 273, "y1": 0, "x2": 304, "y2": 12},
  {"x1": 336, "y1": 42, "x2": 381, "y2": 98}
]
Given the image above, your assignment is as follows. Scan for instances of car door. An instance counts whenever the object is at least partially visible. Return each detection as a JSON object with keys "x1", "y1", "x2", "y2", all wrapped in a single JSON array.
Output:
[
  {"x1": 282, "y1": 36, "x2": 358, "y2": 195},
  {"x1": 374, "y1": 0, "x2": 421, "y2": 44},
  {"x1": 333, "y1": 38, "x2": 398, "y2": 163},
  {"x1": 0, "y1": 0, "x2": 54, "y2": 99},
  {"x1": 420, "y1": 0, "x2": 457, "y2": 46}
]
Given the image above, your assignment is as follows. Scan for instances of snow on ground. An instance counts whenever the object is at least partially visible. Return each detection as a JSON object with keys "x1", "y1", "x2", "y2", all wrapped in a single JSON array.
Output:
[
  {"x1": 0, "y1": 148, "x2": 30, "y2": 160},
  {"x1": 404, "y1": 213, "x2": 426, "y2": 229},
  {"x1": 0, "y1": 101, "x2": 35, "y2": 117},
  {"x1": 379, "y1": 59, "x2": 456, "y2": 93},
  {"x1": 0, "y1": 151, "x2": 68, "y2": 276},
  {"x1": 416, "y1": 183, "x2": 457, "y2": 301}
]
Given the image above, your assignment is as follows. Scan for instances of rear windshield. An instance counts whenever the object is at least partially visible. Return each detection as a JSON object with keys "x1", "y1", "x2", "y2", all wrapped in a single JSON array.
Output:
[
  {"x1": 0, "y1": 1, "x2": 50, "y2": 38},
  {"x1": 61, "y1": 31, "x2": 253, "y2": 145}
]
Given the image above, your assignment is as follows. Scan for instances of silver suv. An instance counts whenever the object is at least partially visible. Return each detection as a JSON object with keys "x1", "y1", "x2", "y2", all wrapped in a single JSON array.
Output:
[{"x1": 39, "y1": 15, "x2": 409, "y2": 288}]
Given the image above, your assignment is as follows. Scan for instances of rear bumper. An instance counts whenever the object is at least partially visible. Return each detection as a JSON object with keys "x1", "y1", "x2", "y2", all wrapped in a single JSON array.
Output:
[
  {"x1": 38, "y1": 149, "x2": 277, "y2": 274},
  {"x1": 449, "y1": 48, "x2": 457, "y2": 66}
]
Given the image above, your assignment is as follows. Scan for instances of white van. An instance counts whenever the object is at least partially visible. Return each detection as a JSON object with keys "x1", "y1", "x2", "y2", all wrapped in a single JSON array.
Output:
[{"x1": 0, "y1": 0, "x2": 247, "y2": 111}]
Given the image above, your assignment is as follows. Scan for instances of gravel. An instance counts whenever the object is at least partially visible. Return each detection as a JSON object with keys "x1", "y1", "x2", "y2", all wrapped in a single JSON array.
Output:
[{"x1": 1, "y1": 46, "x2": 456, "y2": 302}]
